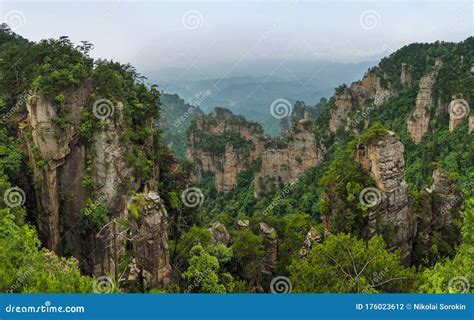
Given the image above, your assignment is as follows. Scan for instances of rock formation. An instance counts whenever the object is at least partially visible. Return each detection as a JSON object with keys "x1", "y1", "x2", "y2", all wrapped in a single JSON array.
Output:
[
  {"x1": 354, "y1": 131, "x2": 415, "y2": 262},
  {"x1": 328, "y1": 70, "x2": 393, "y2": 133},
  {"x1": 259, "y1": 222, "x2": 278, "y2": 275},
  {"x1": 400, "y1": 63, "x2": 413, "y2": 87},
  {"x1": 416, "y1": 170, "x2": 463, "y2": 262},
  {"x1": 209, "y1": 221, "x2": 231, "y2": 245},
  {"x1": 188, "y1": 107, "x2": 323, "y2": 197},
  {"x1": 187, "y1": 107, "x2": 265, "y2": 192},
  {"x1": 407, "y1": 59, "x2": 443, "y2": 143},
  {"x1": 237, "y1": 219, "x2": 250, "y2": 229},
  {"x1": 19, "y1": 79, "x2": 164, "y2": 278},
  {"x1": 422, "y1": 170, "x2": 463, "y2": 229},
  {"x1": 329, "y1": 87, "x2": 353, "y2": 133},
  {"x1": 127, "y1": 192, "x2": 171, "y2": 288},
  {"x1": 299, "y1": 227, "x2": 322, "y2": 257},
  {"x1": 22, "y1": 81, "x2": 94, "y2": 253},
  {"x1": 254, "y1": 118, "x2": 324, "y2": 197}
]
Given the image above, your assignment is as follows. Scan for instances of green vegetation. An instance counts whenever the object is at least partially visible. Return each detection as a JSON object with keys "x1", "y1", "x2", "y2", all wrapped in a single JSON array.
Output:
[
  {"x1": 289, "y1": 234, "x2": 416, "y2": 293},
  {"x1": 0, "y1": 26, "x2": 472, "y2": 294},
  {"x1": 0, "y1": 170, "x2": 93, "y2": 292}
]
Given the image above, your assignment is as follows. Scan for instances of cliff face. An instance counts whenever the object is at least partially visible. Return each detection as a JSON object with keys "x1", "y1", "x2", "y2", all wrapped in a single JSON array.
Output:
[
  {"x1": 416, "y1": 170, "x2": 463, "y2": 262},
  {"x1": 127, "y1": 192, "x2": 171, "y2": 289},
  {"x1": 400, "y1": 63, "x2": 413, "y2": 87},
  {"x1": 407, "y1": 59, "x2": 443, "y2": 143},
  {"x1": 259, "y1": 222, "x2": 278, "y2": 276},
  {"x1": 19, "y1": 80, "x2": 169, "y2": 287},
  {"x1": 254, "y1": 118, "x2": 324, "y2": 197},
  {"x1": 422, "y1": 170, "x2": 462, "y2": 229},
  {"x1": 329, "y1": 70, "x2": 393, "y2": 133},
  {"x1": 354, "y1": 131, "x2": 415, "y2": 261},
  {"x1": 187, "y1": 107, "x2": 265, "y2": 192},
  {"x1": 188, "y1": 108, "x2": 324, "y2": 197},
  {"x1": 22, "y1": 80, "x2": 94, "y2": 254},
  {"x1": 448, "y1": 97, "x2": 470, "y2": 132}
]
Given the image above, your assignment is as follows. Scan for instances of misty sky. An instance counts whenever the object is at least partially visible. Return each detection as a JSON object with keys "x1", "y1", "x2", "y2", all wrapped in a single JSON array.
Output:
[{"x1": 0, "y1": 0, "x2": 472, "y2": 81}]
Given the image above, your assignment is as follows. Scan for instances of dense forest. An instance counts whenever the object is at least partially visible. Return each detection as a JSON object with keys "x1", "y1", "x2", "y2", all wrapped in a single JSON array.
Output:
[{"x1": 0, "y1": 25, "x2": 472, "y2": 294}]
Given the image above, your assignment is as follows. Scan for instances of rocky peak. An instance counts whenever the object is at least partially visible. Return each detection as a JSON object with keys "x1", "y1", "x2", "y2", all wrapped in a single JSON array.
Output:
[
  {"x1": 259, "y1": 222, "x2": 278, "y2": 275},
  {"x1": 127, "y1": 192, "x2": 171, "y2": 289},
  {"x1": 354, "y1": 131, "x2": 415, "y2": 262},
  {"x1": 407, "y1": 59, "x2": 443, "y2": 143},
  {"x1": 300, "y1": 227, "x2": 322, "y2": 257},
  {"x1": 237, "y1": 219, "x2": 250, "y2": 229},
  {"x1": 448, "y1": 97, "x2": 470, "y2": 132},
  {"x1": 20, "y1": 74, "x2": 162, "y2": 279},
  {"x1": 211, "y1": 107, "x2": 234, "y2": 120},
  {"x1": 187, "y1": 108, "x2": 265, "y2": 192},
  {"x1": 254, "y1": 117, "x2": 323, "y2": 197},
  {"x1": 188, "y1": 107, "x2": 323, "y2": 196},
  {"x1": 21, "y1": 79, "x2": 94, "y2": 253},
  {"x1": 416, "y1": 169, "x2": 464, "y2": 262},
  {"x1": 355, "y1": 131, "x2": 405, "y2": 192},
  {"x1": 328, "y1": 69, "x2": 393, "y2": 133},
  {"x1": 427, "y1": 170, "x2": 462, "y2": 227},
  {"x1": 400, "y1": 63, "x2": 413, "y2": 87}
]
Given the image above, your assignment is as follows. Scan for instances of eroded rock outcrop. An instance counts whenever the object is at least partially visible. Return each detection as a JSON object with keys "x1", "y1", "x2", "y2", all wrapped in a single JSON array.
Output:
[
  {"x1": 329, "y1": 70, "x2": 393, "y2": 133},
  {"x1": 20, "y1": 80, "x2": 163, "y2": 279},
  {"x1": 259, "y1": 222, "x2": 278, "y2": 275},
  {"x1": 237, "y1": 219, "x2": 250, "y2": 229},
  {"x1": 127, "y1": 192, "x2": 171, "y2": 289},
  {"x1": 22, "y1": 80, "x2": 94, "y2": 253},
  {"x1": 299, "y1": 227, "x2": 322, "y2": 257},
  {"x1": 254, "y1": 118, "x2": 324, "y2": 197},
  {"x1": 423, "y1": 170, "x2": 463, "y2": 229},
  {"x1": 188, "y1": 108, "x2": 324, "y2": 197},
  {"x1": 407, "y1": 59, "x2": 443, "y2": 143},
  {"x1": 354, "y1": 131, "x2": 415, "y2": 262},
  {"x1": 209, "y1": 221, "x2": 231, "y2": 245},
  {"x1": 400, "y1": 63, "x2": 413, "y2": 87},
  {"x1": 415, "y1": 169, "x2": 464, "y2": 262},
  {"x1": 187, "y1": 107, "x2": 265, "y2": 192},
  {"x1": 448, "y1": 98, "x2": 470, "y2": 132}
]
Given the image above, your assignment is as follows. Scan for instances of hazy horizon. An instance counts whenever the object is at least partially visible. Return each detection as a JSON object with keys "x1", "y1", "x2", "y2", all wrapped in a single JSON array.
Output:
[{"x1": 0, "y1": 0, "x2": 471, "y2": 83}]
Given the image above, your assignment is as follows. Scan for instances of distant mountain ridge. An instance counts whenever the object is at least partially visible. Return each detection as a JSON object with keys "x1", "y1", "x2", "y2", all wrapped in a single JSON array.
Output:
[{"x1": 151, "y1": 59, "x2": 376, "y2": 135}]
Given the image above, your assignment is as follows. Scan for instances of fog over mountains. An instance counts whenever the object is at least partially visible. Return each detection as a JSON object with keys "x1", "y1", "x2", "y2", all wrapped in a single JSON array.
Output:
[{"x1": 149, "y1": 59, "x2": 377, "y2": 134}]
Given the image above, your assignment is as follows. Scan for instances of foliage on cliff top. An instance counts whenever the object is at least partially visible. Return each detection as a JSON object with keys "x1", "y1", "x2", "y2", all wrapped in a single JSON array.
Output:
[
  {"x1": 357, "y1": 122, "x2": 390, "y2": 146},
  {"x1": 289, "y1": 234, "x2": 417, "y2": 293}
]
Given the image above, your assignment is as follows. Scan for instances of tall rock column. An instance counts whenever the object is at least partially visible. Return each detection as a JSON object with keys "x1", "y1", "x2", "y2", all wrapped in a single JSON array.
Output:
[
  {"x1": 21, "y1": 80, "x2": 94, "y2": 253},
  {"x1": 259, "y1": 222, "x2": 278, "y2": 276},
  {"x1": 355, "y1": 131, "x2": 415, "y2": 262},
  {"x1": 448, "y1": 97, "x2": 470, "y2": 132},
  {"x1": 128, "y1": 192, "x2": 171, "y2": 289},
  {"x1": 407, "y1": 59, "x2": 443, "y2": 143}
]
